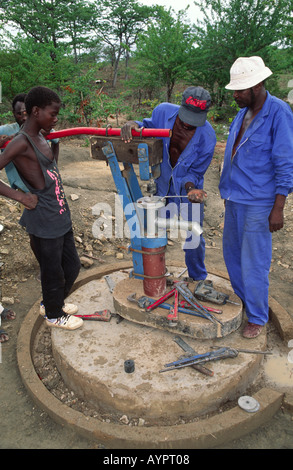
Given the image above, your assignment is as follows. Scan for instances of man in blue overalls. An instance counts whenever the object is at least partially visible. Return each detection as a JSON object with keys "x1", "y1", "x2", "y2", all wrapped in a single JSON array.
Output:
[
  {"x1": 219, "y1": 56, "x2": 293, "y2": 338},
  {"x1": 121, "y1": 86, "x2": 216, "y2": 281}
]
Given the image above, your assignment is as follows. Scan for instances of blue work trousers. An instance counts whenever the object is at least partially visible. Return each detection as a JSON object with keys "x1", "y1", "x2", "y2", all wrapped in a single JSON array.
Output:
[
  {"x1": 160, "y1": 195, "x2": 207, "y2": 280},
  {"x1": 223, "y1": 201, "x2": 272, "y2": 325}
]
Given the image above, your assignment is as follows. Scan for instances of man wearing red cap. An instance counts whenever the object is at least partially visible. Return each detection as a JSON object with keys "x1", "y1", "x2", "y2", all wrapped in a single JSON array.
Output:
[
  {"x1": 121, "y1": 86, "x2": 216, "y2": 281},
  {"x1": 220, "y1": 56, "x2": 293, "y2": 338}
]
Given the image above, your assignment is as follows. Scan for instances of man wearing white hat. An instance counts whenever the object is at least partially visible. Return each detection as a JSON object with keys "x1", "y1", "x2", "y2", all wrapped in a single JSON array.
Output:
[{"x1": 219, "y1": 56, "x2": 293, "y2": 338}]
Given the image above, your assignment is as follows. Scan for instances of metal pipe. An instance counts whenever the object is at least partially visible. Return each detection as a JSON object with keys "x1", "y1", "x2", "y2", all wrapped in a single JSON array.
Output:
[{"x1": 156, "y1": 216, "x2": 203, "y2": 237}]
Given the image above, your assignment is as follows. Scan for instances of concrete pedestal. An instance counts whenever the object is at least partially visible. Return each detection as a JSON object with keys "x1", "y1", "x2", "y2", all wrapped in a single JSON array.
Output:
[{"x1": 51, "y1": 267, "x2": 267, "y2": 424}]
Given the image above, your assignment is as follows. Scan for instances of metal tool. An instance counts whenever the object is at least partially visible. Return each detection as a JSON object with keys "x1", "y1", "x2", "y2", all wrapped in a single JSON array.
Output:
[
  {"x1": 159, "y1": 346, "x2": 272, "y2": 373},
  {"x1": 178, "y1": 300, "x2": 223, "y2": 315},
  {"x1": 176, "y1": 282, "x2": 224, "y2": 326},
  {"x1": 194, "y1": 280, "x2": 240, "y2": 306},
  {"x1": 177, "y1": 267, "x2": 188, "y2": 278},
  {"x1": 159, "y1": 347, "x2": 238, "y2": 373},
  {"x1": 167, "y1": 289, "x2": 179, "y2": 326},
  {"x1": 145, "y1": 297, "x2": 207, "y2": 319},
  {"x1": 75, "y1": 310, "x2": 112, "y2": 322},
  {"x1": 210, "y1": 346, "x2": 272, "y2": 355},
  {"x1": 127, "y1": 293, "x2": 151, "y2": 308},
  {"x1": 128, "y1": 293, "x2": 208, "y2": 320},
  {"x1": 145, "y1": 288, "x2": 176, "y2": 311},
  {"x1": 174, "y1": 336, "x2": 214, "y2": 377},
  {"x1": 104, "y1": 275, "x2": 115, "y2": 293}
]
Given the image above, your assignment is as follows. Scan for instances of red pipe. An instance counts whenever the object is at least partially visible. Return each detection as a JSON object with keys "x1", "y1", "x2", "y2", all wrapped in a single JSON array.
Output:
[
  {"x1": 46, "y1": 127, "x2": 172, "y2": 139},
  {"x1": 0, "y1": 127, "x2": 171, "y2": 148}
]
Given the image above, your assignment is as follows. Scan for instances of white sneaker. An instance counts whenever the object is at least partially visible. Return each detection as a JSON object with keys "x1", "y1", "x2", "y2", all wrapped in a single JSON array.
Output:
[
  {"x1": 40, "y1": 302, "x2": 78, "y2": 316},
  {"x1": 46, "y1": 314, "x2": 83, "y2": 330}
]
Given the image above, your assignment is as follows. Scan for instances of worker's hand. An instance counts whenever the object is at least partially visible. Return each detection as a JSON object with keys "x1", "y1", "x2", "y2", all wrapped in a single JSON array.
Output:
[
  {"x1": 187, "y1": 189, "x2": 207, "y2": 203},
  {"x1": 20, "y1": 192, "x2": 38, "y2": 210},
  {"x1": 268, "y1": 206, "x2": 284, "y2": 232},
  {"x1": 121, "y1": 121, "x2": 141, "y2": 143}
]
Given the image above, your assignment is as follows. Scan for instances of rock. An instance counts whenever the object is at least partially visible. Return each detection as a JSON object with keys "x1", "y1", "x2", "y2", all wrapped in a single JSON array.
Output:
[
  {"x1": 120, "y1": 415, "x2": 129, "y2": 425},
  {"x1": 84, "y1": 244, "x2": 93, "y2": 252},
  {"x1": 70, "y1": 194, "x2": 79, "y2": 201},
  {"x1": 116, "y1": 252, "x2": 124, "y2": 259},
  {"x1": 104, "y1": 250, "x2": 115, "y2": 256},
  {"x1": 2, "y1": 296, "x2": 14, "y2": 305},
  {"x1": 80, "y1": 256, "x2": 94, "y2": 268}
]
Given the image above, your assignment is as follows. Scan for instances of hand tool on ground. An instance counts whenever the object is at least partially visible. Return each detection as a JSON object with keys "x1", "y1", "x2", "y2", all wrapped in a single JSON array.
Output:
[
  {"x1": 127, "y1": 293, "x2": 151, "y2": 308},
  {"x1": 210, "y1": 346, "x2": 273, "y2": 355},
  {"x1": 175, "y1": 282, "x2": 224, "y2": 326},
  {"x1": 173, "y1": 335, "x2": 214, "y2": 377},
  {"x1": 177, "y1": 267, "x2": 188, "y2": 278},
  {"x1": 159, "y1": 346, "x2": 272, "y2": 373},
  {"x1": 104, "y1": 274, "x2": 115, "y2": 293},
  {"x1": 145, "y1": 288, "x2": 176, "y2": 311},
  {"x1": 145, "y1": 284, "x2": 211, "y2": 318},
  {"x1": 178, "y1": 300, "x2": 223, "y2": 315},
  {"x1": 75, "y1": 310, "x2": 112, "y2": 321},
  {"x1": 146, "y1": 297, "x2": 208, "y2": 319},
  {"x1": 75, "y1": 310, "x2": 123, "y2": 323},
  {"x1": 167, "y1": 289, "x2": 179, "y2": 326},
  {"x1": 127, "y1": 293, "x2": 208, "y2": 319},
  {"x1": 194, "y1": 280, "x2": 240, "y2": 306}
]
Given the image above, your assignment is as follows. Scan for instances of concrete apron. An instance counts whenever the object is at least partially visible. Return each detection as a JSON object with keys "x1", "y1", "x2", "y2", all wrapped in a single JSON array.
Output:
[{"x1": 17, "y1": 263, "x2": 286, "y2": 448}]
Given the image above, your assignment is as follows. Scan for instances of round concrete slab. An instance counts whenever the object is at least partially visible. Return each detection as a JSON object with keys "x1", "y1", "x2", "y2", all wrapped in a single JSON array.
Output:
[{"x1": 51, "y1": 268, "x2": 267, "y2": 424}]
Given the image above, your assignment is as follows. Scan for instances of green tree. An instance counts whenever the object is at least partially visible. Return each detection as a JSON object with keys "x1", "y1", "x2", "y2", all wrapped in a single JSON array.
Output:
[
  {"x1": 190, "y1": 0, "x2": 292, "y2": 107},
  {"x1": 93, "y1": 0, "x2": 156, "y2": 87},
  {"x1": 133, "y1": 6, "x2": 195, "y2": 102},
  {"x1": 0, "y1": 35, "x2": 74, "y2": 98},
  {"x1": 0, "y1": 0, "x2": 97, "y2": 62}
]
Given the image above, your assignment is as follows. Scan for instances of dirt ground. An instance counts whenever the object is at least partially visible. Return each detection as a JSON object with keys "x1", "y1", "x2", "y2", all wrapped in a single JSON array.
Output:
[{"x1": 0, "y1": 138, "x2": 292, "y2": 449}]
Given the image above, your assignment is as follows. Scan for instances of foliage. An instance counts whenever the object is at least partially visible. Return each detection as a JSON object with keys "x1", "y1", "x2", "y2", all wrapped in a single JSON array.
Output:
[
  {"x1": 0, "y1": 35, "x2": 75, "y2": 99},
  {"x1": 189, "y1": 0, "x2": 293, "y2": 107},
  {"x1": 93, "y1": 0, "x2": 156, "y2": 87},
  {"x1": 0, "y1": 0, "x2": 292, "y2": 123},
  {"x1": 132, "y1": 6, "x2": 196, "y2": 102},
  {"x1": 60, "y1": 67, "x2": 130, "y2": 126},
  {"x1": 0, "y1": 0, "x2": 96, "y2": 61}
]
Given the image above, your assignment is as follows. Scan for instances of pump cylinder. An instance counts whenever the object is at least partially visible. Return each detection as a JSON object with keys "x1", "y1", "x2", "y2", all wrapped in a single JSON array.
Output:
[{"x1": 142, "y1": 245, "x2": 166, "y2": 298}]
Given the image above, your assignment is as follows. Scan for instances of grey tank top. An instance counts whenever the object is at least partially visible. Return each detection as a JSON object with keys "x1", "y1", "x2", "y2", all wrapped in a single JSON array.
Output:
[{"x1": 18, "y1": 130, "x2": 72, "y2": 238}]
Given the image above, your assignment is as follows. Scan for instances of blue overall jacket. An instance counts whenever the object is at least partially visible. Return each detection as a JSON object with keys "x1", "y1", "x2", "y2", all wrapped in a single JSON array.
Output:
[
  {"x1": 219, "y1": 92, "x2": 293, "y2": 205},
  {"x1": 137, "y1": 103, "x2": 216, "y2": 199}
]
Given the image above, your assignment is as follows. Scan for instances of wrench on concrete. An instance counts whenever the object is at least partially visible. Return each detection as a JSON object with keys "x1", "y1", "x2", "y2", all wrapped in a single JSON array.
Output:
[{"x1": 127, "y1": 293, "x2": 151, "y2": 308}]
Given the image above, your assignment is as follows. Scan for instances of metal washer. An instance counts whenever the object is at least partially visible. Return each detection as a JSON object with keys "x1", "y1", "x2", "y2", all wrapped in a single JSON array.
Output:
[{"x1": 238, "y1": 395, "x2": 260, "y2": 413}]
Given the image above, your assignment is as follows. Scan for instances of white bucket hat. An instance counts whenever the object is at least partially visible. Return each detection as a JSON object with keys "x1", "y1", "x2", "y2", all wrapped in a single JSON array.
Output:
[{"x1": 226, "y1": 56, "x2": 273, "y2": 90}]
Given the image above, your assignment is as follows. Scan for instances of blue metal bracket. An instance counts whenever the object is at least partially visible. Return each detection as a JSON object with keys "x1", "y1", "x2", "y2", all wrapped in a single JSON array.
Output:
[
  {"x1": 101, "y1": 141, "x2": 144, "y2": 277},
  {"x1": 137, "y1": 143, "x2": 150, "y2": 181}
]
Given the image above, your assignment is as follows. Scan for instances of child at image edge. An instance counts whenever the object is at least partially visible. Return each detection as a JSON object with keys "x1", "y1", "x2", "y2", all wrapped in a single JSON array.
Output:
[{"x1": 0, "y1": 86, "x2": 83, "y2": 330}]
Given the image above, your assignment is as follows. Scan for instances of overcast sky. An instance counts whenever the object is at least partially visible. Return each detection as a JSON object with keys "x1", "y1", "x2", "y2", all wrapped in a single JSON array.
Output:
[{"x1": 139, "y1": 0, "x2": 204, "y2": 22}]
